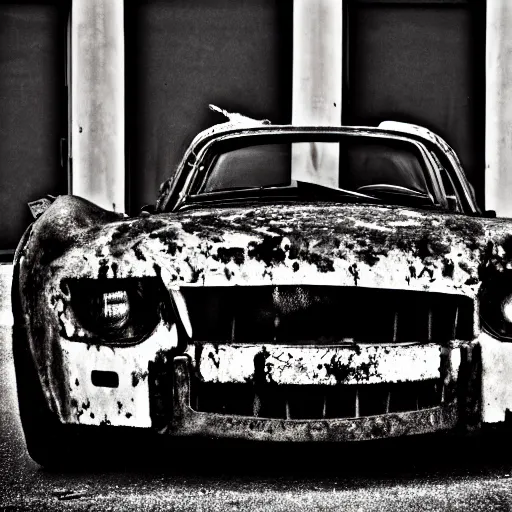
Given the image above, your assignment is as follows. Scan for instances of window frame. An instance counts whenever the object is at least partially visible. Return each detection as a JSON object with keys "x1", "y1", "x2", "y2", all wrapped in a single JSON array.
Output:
[{"x1": 173, "y1": 128, "x2": 449, "y2": 211}]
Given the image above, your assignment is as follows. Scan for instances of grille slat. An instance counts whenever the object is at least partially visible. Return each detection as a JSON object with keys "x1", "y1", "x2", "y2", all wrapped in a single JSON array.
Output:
[
  {"x1": 427, "y1": 307, "x2": 433, "y2": 342},
  {"x1": 393, "y1": 311, "x2": 398, "y2": 343},
  {"x1": 231, "y1": 316, "x2": 236, "y2": 343},
  {"x1": 453, "y1": 306, "x2": 459, "y2": 340},
  {"x1": 183, "y1": 286, "x2": 474, "y2": 344},
  {"x1": 253, "y1": 393, "x2": 261, "y2": 417}
]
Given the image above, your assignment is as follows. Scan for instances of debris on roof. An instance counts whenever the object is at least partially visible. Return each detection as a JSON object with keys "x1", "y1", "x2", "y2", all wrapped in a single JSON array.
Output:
[{"x1": 209, "y1": 104, "x2": 271, "y2": 126}]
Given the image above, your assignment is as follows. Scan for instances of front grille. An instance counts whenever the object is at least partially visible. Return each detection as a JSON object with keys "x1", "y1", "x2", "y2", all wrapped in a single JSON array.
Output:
[
  {"x1": 191, "y1": 380, "x2": 442, "y2": 419},
  {"x1": 183, "y1": 286, "x2": 474, "y2": 344}
]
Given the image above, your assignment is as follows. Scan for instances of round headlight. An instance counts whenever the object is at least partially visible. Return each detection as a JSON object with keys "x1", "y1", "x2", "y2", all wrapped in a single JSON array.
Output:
[
  {"x1": 480, "y1": 272, "x2": 512, "y2": 341},
  {"x1": 101, "y1": 290, "x2": 130, "y2": 328},
  {"x1": 502, "y1": 294, "x2": 512, "y2": 325},
  {"x1": 66, "y1": 278, "x2": 167, "y2": 345}
]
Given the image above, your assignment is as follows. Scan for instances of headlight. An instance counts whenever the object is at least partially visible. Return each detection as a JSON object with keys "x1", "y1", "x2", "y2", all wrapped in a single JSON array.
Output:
[
  {"x1": 101, "y1": 290, "x2": 130, "y2": 327},
  {"x1": 502, "y1": 294, "x2": 512, "y2": 325},
  {"x1": 480, "y1": 273, "x2": 512, "y2": 341},
  {"x1": 63, "y1": 278, "x2": 168, "y2": 345}
]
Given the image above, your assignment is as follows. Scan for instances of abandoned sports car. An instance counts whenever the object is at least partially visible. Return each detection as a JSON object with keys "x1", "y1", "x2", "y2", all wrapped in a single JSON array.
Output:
[{"x1": 12, "y1": 113, "x2": 512, "y2": 466}]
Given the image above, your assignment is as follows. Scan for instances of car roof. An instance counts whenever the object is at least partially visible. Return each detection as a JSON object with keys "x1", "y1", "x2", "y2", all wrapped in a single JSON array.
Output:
[{"x1": 156, "y1": 117, "x2": 479, "y2": 214}]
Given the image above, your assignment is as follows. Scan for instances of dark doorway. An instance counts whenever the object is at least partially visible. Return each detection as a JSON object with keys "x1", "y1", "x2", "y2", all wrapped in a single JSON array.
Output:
[
  {"x1": 125, "y1": 0, "x2": 293, "y2": 214},
  {"x1": 344, "y1": 0, "x2": 486, "y2": 208},
  {"x1": 0, "y1": 1, "x2": 69, "y2": 257}
]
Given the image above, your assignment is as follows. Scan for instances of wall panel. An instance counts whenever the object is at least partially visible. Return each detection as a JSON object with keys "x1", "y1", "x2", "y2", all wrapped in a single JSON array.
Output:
[
  {"x1": 126, "y1": 0, "x2": 293, "y2": 213},
  {"x1": 0, "y1": 1, "x2": 68, "y2": 254}
]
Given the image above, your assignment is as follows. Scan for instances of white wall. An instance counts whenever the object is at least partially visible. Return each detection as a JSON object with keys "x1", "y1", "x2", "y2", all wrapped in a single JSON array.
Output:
[
  {"x1": 486, "y1": 0, "x2": 512, "y2": 217},
  {"x1": 291, "y1": 0, "x2": 342, "y2": 188},
  {"x1": 71, "y1": 0, "x2": 125, "y2": 213}
]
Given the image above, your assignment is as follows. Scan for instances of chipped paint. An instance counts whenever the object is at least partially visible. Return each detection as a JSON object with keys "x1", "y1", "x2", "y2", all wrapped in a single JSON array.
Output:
[
  {"x1": 186, "y1": 343, "x2": 444, "y2": 386},
  {"x1": 21, "y1": 196, "x2": 512, "y2": 296},
  {"x1": 60, "y1": 322, "x2": 177, "y2": 427}
]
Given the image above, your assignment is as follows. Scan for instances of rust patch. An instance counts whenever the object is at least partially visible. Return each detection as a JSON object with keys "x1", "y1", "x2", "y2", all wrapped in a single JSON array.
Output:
[
  {"x1": 442, "y1": 258, "x2": 455, "y2": 278},
  {"x1": 99, "y1": 415, "x2": 111, "y2": 426},
  {"x1": 183, "y1": 257, "x2": 203, "y2": 284},
  {"x1": 131, "y1": 370, "x2": 148, "y2": 387},
  {"x1": 348, "y1": 264, "x2": 359, "y2": 285},
  {"x1": 323, "y1": 351, "x2": 382, "y2": 384},
  {"x1": 149, "y1": 228, "x2": 183, "y2": 256},
  {"x1": 132, "y1": 241, "x2": 146, "y2": 261},
  {"x1": 248, "y1": 236, "x2": 286, "y2": 266},
  {"x1": 208, "y1": 351, "x2": 220, "y2": 369},
  {"x1": 214, "y1": 247, "x2": 245, "y2": 265},
  {"x1": 254, "y1": 347, "x2": 270, "y2": 387}
]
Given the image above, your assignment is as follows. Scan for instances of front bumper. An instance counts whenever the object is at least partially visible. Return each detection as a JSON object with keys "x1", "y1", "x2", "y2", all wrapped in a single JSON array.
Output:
[
  {"x1": 170, "y1": 356, "x2": 459, "y2": 442},
  {"x1": 58, "y1": 334, "x2": 483, "y2": 441}
]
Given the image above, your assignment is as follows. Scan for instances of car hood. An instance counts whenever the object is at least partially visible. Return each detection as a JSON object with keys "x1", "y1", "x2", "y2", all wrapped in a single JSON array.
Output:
[{"x1": 18, "y1": 195, "x2": 512, "y2": 299}]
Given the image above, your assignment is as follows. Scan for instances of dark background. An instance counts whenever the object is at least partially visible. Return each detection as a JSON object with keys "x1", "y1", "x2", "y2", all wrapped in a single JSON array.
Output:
[
  {"x1": 0, "y1": 0, "x2": 486, "y2": 254},
  {"x1": 0, "y1": 1, "x2": 68, "y2": 254}
]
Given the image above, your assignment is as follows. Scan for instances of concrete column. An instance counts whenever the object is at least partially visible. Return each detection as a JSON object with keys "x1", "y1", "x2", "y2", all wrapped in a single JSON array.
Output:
[
  {"x1": 486, "y1": 0, "x2": 512, "y2": 217},
  {"x1": 71, "y1": 0, "x2": 125, "y2": 213},
  {"x1": 291, "y1": 0, "x2": 343, "y2": 188}
]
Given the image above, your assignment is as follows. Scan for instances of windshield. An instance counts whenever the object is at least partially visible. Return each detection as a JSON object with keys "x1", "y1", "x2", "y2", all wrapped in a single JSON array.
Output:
[{"x1": 191, "y1": 135, "x2": 437, "y2": 208}]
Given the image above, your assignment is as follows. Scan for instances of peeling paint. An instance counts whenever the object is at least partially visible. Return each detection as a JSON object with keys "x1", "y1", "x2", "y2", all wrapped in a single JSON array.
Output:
[
  {"x1": 22, "y1": 196, "x2": 512, "y2": 299},
  {"x1": 59, "y1": 322, "x2": 177, "y2": 427},
  {"x1": 186, "y1": 343, "x2": 444, "y2": 386}
]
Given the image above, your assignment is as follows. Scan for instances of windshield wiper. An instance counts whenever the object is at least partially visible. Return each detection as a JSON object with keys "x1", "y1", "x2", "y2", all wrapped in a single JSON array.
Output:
[
  {"x1": 296, "y1": 181, "x2": 380, "y2": 202},
  {"x1": 185, "y1": 182, "x2": 380, "y2": 207}
]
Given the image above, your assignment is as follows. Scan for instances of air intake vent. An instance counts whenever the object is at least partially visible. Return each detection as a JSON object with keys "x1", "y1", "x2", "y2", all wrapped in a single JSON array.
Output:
[
  {"x1": 182, "y1": 286, "x2": 474, "y2": 344},
  {"x1": 192, "y1": 380, "x2": 442, "y2": 420}
]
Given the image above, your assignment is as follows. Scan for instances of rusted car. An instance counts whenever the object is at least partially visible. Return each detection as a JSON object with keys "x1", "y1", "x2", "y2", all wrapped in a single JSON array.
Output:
[{"x1": 12, "y1": 112, "x2": 512, "y2": 467}]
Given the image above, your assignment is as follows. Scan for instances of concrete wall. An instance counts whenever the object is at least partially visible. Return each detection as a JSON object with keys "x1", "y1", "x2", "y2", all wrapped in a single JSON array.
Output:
[
  {"x1": 0, "y1": 265, "x2": 13, "y2": 327},
  {"x1": 486, "y1": 0, "x2": 512, "y2": 217},
  {"x1": 125, "y1": 0, "x2": 292, "y2": 213},
  {"x1": 71, "y1": 0, "x2": 125, "y2": 213},
  {"x1": 0, "y1": 3, "x2": 68, "y2": 252}
]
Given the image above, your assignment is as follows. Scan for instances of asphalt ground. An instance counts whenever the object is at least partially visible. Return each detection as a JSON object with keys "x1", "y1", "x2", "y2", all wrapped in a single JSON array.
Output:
[{"x1": 2, "y1": 290, "x2": 512, "y2": 511}]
